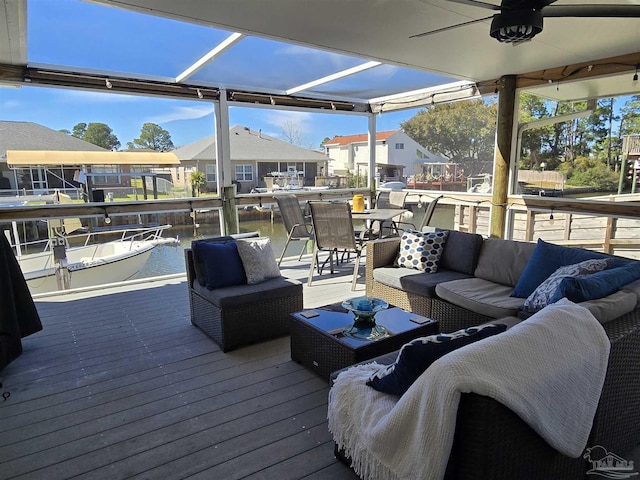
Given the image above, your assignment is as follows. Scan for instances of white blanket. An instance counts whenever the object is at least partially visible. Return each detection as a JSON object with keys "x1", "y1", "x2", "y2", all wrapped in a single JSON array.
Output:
[{"x1": 328, "y1": 299, "x2": 611, "y2": 480}]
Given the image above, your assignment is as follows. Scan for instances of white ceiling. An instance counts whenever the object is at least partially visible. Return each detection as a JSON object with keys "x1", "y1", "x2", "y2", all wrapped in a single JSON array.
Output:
[
  {"x1": 1, "y1": 0, "x2": 639, "y2": 106},
  {"x1": 92, "y1": 0, "x2": 640, "y2": 100}
]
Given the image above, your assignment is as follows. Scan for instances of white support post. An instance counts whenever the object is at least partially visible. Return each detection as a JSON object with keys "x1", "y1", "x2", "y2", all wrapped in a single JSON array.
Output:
[
  {"x1": 368, "y1": 113, "x2": 377, "y2": 202},
  {"x1": 214, "y1": 89, "x2": 238, "y2": 234}
]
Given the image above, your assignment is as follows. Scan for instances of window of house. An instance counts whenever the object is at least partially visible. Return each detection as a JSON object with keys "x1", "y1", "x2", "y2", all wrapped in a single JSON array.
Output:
[
  {"x1": 395, "y1": 143, "x2": 404, "y2": 150},
  {"x1": 206, "y1": 164, "x2": 217, "y2": 182},
  {"x1": 235, "y1": 164, "x2": 253, "y2": 181},
  {"x1": 92, "y1": 165, "x2": 121, "y2": 184}
]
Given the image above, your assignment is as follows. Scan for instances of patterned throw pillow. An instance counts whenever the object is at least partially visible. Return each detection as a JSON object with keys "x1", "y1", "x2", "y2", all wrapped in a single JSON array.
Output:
[
  {"x1": 236, "y1": 237, "x2": 282, "y2": 285},
  {"x1": 367, "y1": 323, "x2": 507, "y2": 396},
  {"x1": 397, "y1": 230, "x2": 449, "y2": 273},
  {"x1": 521, "y1": 258, "x2": 610, "y2": 313}
]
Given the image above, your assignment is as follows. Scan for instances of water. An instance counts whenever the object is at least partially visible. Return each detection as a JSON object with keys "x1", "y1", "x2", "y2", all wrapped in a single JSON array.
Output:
[{"x1": 133, "y1": 206, "x2": 453, "y2": 280}]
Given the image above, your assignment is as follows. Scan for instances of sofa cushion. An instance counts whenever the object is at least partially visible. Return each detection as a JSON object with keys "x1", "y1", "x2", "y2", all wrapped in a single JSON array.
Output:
[
  {"x1": 438, "y1": 230, "x2": 484, "y2": 275},
  {"x1": 373, "y1": 267, "x2": 473, "y2": 297},
  {"x1": 397, "y1": 230, "x2": 449, "y2": 272},
  {"x1": 366, "y1": 323, "x2": 507, "y2": 396},
  {"x1": 192, "y1": 276, "x2": 302, "y2": 308},
  {"x1": 579, "y1": 290, "x2": 638, "y2": 324},
  {"x1": 474, "y1": 238, "x2": 536, "y2": 287},
  {"x1": 236, "y1": 237, "x2": 281, "y2": 284},
  {"x1": 551, "y1": 261, "x2": 640, "y2": 304},
  {"x1": 191, "y1": 239, "x2": 247, "y2": 289},
  {"x1": 511, "y1": 239, "x2": 629, "y2": 298},
  {"x1": 436, "y1": 277, "x2": 525, "y2": 318},
  {"x1": 522, "y1": 258, "x2": 610, "y2": 313}
]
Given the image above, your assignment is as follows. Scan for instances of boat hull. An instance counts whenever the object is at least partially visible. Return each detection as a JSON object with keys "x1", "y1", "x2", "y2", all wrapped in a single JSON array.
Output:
[{"x1": 20, "y1": 241, "x2": 159, "y2": 294}]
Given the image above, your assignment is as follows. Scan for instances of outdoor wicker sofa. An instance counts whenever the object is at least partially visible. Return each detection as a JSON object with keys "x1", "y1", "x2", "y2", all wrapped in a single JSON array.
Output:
[
  {"x1": 333, "y1": 310, "x2": 640, "y2": 479},
  {"x1": 354, "y1": 229, "x2": 640, "y2": 478},
  {"x1": 184, "y1": 232, "x2": 303, "y2": 352}
]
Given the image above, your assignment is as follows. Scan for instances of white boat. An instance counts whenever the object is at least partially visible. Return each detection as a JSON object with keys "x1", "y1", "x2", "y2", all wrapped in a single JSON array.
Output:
[{"x1": 11, "y1": 224, "x2": 178, "y2": 294}]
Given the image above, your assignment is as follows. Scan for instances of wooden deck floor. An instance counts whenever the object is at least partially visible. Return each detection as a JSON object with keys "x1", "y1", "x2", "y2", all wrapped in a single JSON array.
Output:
[{"x1": 0, "y1": 256, "x2": 364, "y2": 480}]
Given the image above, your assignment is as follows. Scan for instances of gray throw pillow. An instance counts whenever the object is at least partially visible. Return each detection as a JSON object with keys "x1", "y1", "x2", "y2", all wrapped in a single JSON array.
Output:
[{"x1": 236, "y1": 237, "x2": 282, "y2": 284}]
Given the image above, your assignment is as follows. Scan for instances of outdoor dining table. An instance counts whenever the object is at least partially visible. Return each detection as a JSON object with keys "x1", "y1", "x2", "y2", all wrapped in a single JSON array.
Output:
[{"x1": 351, "y1": 208, "x2": 409, "y2": 237}]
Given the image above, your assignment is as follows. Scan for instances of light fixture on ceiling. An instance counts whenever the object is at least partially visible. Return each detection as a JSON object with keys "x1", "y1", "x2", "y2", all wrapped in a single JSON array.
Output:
[
  {"x1": 105, "y1": 78, "x2": 112, "y2": 89},
  {"x1": 633, "y1": 65, "x2": 639, "y2": 83},
  {"x1": 104, "y1": 211, "x2": 111, "y2": 224},
  {"x1": 196, "y1": 88, "x2": 203, "y2": 99},
  {"x1": 490, "y1": 10, "x2": 543, "y2": 44},
  {"x1": 330, "y1": 102, "x2": 336, "y2": 110}
]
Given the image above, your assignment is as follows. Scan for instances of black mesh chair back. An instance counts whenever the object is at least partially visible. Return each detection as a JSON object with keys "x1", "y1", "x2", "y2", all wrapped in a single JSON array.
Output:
[
  {"x1": 307, "y1": 201, "x2": 362, "y2": 290},
  {"x1": 274, "y1": 194, "x2": 314, "y2": 265}
]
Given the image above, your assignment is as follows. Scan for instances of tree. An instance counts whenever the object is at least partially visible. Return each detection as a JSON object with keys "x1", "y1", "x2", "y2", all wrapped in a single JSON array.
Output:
[
  {"x1": 72, "y1": 123, "x2": 87, "y2": 139},
  {"x1": 401, "y1": 99, "x2": 497, "y2": 177},
  {"x1": 70, "y1": 122, "x2": 120, "y2": 150},
  {"x1": 59, "y1": 129, "x2": 71, "y2": 135},
  {"x1": 280, "y1": 120, "x2": 311, "y2": 148},
  {"x1": 127, "y1": 123, "x2": 174, "y2": 151},
  {"x1": 190, "y1": 170, "x2": 206, "y2": 197}
]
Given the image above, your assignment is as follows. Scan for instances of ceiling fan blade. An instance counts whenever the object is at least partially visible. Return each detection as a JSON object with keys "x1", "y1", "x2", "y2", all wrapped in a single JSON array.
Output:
[
  {"x1": 410, "y1": 15, "x2": 494, "y2": 38},
  {"x1": 446, "y1": 0, "x2": 501, "y2": 10},
  {"x1": 542, "y1": 4, "x2": 640, "y2": 17}
]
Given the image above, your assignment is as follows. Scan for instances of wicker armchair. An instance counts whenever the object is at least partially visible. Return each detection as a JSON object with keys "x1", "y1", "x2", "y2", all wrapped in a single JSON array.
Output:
[{"x1": 184, "y1": 235, "x2": 303, "y2": 352}]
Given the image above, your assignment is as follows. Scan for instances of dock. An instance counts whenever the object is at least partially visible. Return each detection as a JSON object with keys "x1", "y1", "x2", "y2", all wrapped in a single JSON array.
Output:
[{"x1": 0, "y1": 256, "x2": 362, "y2": 479}]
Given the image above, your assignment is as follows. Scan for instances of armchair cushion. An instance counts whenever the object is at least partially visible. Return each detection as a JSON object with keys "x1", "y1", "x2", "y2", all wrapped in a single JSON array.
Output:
[
  {"x1": 366, "y1": 323, "x2": 507, "y2": 396},
  {"x1": 236, "y1": 237, "x2": 281, "y2": 284},
  {"x1": 191, "y1": 239, "x2": 246, "y2": 289}
]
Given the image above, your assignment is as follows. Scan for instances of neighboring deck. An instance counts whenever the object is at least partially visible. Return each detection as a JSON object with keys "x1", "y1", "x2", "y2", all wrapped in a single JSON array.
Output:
[{"x1": 0, "y1": 256, "x2": 363, "y2": 480}]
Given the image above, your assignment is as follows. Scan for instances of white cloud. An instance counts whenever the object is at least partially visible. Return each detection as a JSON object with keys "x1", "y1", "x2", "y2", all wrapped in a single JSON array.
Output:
[
  {"x1": 146, "y1": 105, "x2": 213, "y2": 124},
  {"x1": 1, "y1": 100, "x2": 20, "y2": 109},
  {"x1": 56, "y1": 90, "x2": 142, "y2": 103},
  {"x1": 267, "y1": 110, "x2": 313, "y2": 130}
]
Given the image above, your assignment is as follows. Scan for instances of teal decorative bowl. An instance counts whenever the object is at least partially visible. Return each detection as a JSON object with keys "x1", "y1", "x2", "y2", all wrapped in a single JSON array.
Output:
[{"x1": 342, "y1": 296, "x2": 389, "y2": 340}]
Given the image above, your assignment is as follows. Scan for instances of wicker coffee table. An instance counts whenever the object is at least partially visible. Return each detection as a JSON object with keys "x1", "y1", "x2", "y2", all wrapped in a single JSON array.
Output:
[{"x1": 290, "y1": 303, "x2": 438, "y2": 380}]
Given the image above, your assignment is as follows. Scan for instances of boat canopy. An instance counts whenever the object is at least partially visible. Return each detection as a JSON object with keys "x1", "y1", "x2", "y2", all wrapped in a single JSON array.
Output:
[{"x1": 7, "y1": 150, "x2": 180, "y2": 166}]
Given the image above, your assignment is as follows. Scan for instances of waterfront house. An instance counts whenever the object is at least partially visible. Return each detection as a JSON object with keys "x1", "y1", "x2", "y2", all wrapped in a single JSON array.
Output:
[
  {"x1": 173, "y1": 125, "x2": 327, "y2": 193},
  {"x1": 324, "y1": 130, "x2": 449, "y2": 181}
]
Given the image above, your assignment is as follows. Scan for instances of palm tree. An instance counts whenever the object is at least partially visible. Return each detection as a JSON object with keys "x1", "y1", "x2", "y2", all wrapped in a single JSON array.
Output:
[{"x1": 190, "y1": 170, "x2": 206, "y2": 197}]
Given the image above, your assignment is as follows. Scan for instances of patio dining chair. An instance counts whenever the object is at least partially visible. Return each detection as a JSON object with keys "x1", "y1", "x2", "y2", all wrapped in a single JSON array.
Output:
[
  {"x1": 307, "y1": 201, "x2": 364, "y2": 291},
  {"x1": 417, "y1": 194, "x2": 443, "y2": 231},
  {"x1": 374, "y1": 190, "x2": 414, "y2": 236},
  {"x1": 274, "y1": 194, "x2": 314, "y2": 266}
]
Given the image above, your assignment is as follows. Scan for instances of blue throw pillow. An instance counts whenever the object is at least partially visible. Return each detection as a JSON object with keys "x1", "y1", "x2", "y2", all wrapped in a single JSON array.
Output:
[
  {"x1": 366, "y1": 323, "x2": 507, "y2": 396},
  {"x1": 551, "y1": 261, "x2": 640, "y2": 304},
  {"x1": 191, "y1": 240, "x2": 246, "y2": 289},
  {"x1": 511, "y1": 239, "x2": 624, "y2": 298},
  {"x1": 191, "y1": 236, "x2": 235, "y2": 286},
  {"x1": 521, "y1": 258, "x2": 609, "y2": 313}
]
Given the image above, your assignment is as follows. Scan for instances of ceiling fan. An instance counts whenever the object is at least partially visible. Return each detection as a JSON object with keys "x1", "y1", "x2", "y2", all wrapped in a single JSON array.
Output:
[{"x1": 411, "y1": 0, "x2": 640, "y2": 44}]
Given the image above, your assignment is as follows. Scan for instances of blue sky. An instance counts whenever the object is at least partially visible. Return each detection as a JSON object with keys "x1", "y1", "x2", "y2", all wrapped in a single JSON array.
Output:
[
  {"x1": 0, "y1": 0, "x2": 435, "y2": 151},
  {"x1": 0, "y1": 84, "x2": 422, "y2": 150}
]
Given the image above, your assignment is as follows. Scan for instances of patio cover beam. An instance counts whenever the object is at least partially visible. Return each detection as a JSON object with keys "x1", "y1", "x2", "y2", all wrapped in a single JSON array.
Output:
[{"x1": 176, "y1": 32, "x2": 244, "y2": 83}]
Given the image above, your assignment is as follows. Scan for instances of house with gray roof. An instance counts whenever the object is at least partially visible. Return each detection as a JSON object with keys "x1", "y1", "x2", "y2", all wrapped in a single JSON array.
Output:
[
  {"x1": 173, "y1": 125, "x2": 327, "y2": 193},
  {"x1": 0, "y1": 121, "x2": 106, "y2": 191}
]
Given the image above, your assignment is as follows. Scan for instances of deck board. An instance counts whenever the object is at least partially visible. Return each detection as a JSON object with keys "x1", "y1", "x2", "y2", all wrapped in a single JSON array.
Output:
[{"x1": 0, "y1": 257, "x2": 362, "y2": 479}]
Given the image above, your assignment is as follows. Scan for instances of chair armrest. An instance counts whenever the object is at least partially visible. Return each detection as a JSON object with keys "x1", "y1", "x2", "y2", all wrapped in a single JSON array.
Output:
[
  {"x1": 365, "y1": 237, "x2": 401, "y2": 294},
  {"x1": 184, "y1": 248, "x2": 196, "y2": 287}
]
